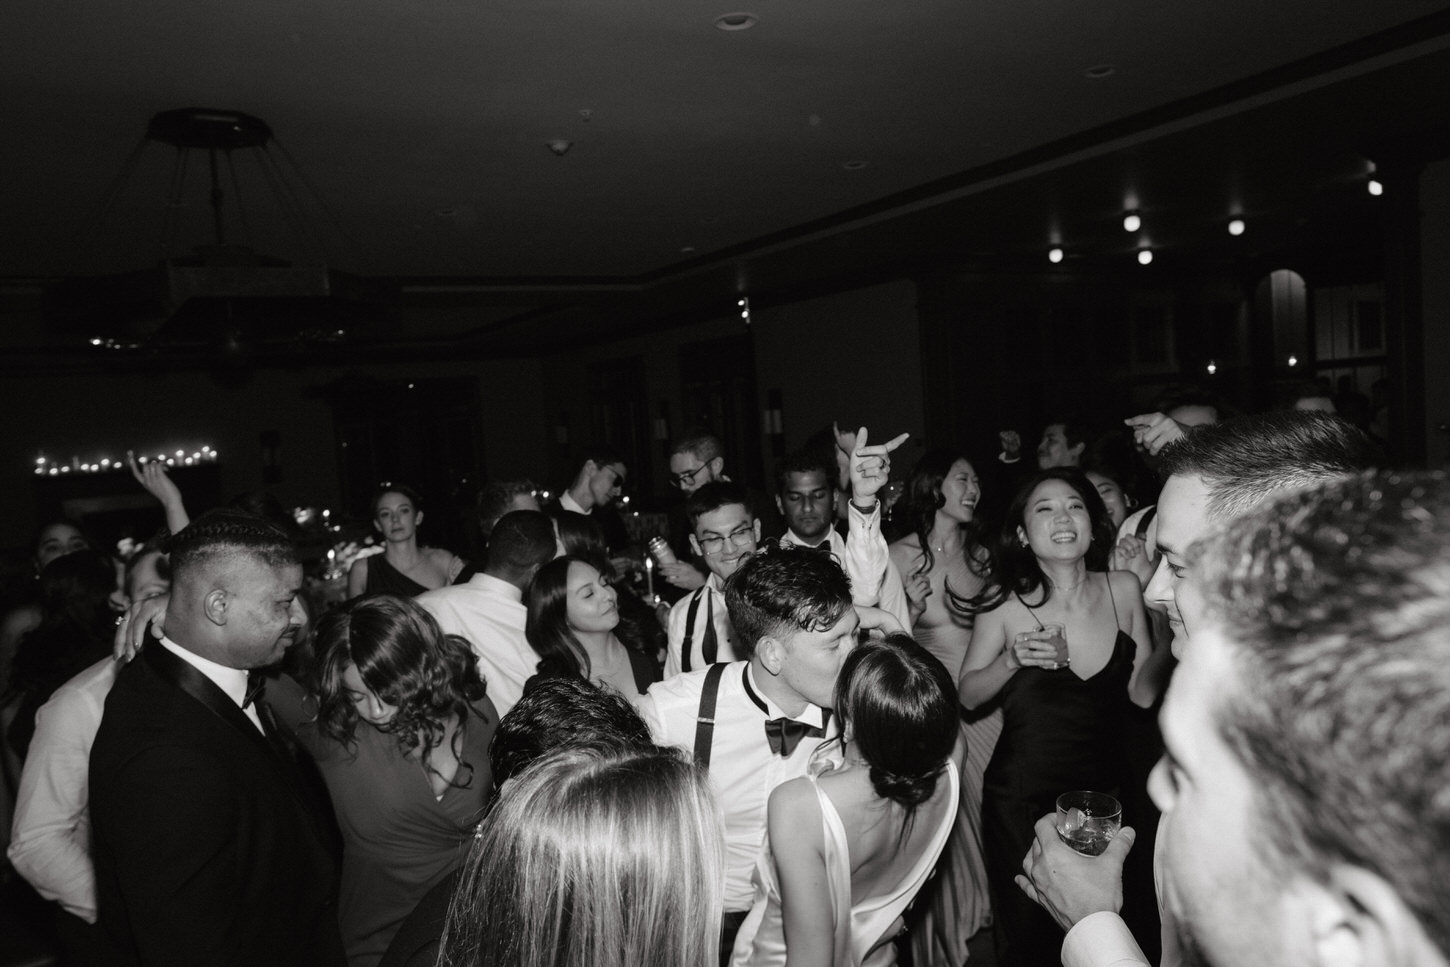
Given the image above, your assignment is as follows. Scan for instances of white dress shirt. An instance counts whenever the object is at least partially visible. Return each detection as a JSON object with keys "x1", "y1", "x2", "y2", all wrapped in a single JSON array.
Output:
[
  {"x1": 559, "y1": 491, "x2": 590, "y2": 515},
  {"x1": 417, "y1": 573, "x2": 536, "y2": 717},
  {"x1": 7, "y1": 657, "x2": 118, "y2": 922},
  {"x1": 780, "y1": 502, "x2": 911, "y2": 631},
  {"x1": 159, "y1": 636, "x2": 263, "y2": 733},
  {"x1": 663, "y1": 574, "x2": 740, "y2": 678},
  {"x1": 1060, "y1": 833, "x2": 1178, "y2": 967},
  {"x1": 636, "y1": 662, "x2": 833, "y2": 912}
]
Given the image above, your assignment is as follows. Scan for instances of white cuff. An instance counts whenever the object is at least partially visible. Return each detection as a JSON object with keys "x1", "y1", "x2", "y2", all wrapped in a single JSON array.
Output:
[{"x1": 1061, "y1": 911, "x2": 1149, "y2": 967}]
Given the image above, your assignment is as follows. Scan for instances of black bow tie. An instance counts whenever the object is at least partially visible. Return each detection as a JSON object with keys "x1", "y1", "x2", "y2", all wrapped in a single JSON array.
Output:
[
  {"x1": 243, "y1": 670, "x2": 267, "y2": 709},
  {"x1": 785, "y1": 539, "x2": 834, "y2": 559},
  {"x1": 764, "y1": 712, "x2": 830, "y2": 757}
]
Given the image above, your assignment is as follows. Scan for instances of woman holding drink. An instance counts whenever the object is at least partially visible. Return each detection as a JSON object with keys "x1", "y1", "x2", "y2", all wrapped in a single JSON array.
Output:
[{"x1": 957, "y1": 468, "x2": 1153, "y2": 966}]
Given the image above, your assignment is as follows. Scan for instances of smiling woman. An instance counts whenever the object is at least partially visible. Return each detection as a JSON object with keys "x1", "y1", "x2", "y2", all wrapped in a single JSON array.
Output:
[
  {"x1": 956, "y1": 469, "x2": 1154, "y2": 966},
  {"x1": 524, "y1": 555, "x2": 660, "y2": 700},
  {"x1": 266, "y1": 594, "x2": 497, "y2": 967}
]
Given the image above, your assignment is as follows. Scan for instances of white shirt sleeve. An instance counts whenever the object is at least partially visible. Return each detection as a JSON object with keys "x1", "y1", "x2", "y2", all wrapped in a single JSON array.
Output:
[
  {"x1": 7, "y1": 686, "x2": 106, "y2": 922},
  {"x1": 1061, "y1": 912, "x2": 1150, "y2": 967},
  {"x1": 842, "y1": 502, "x2": 890, "y2": 607}
]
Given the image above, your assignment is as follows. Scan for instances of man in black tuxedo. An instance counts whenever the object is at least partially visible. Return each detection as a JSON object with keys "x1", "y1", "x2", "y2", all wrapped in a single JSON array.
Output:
[{"x1": 89, "y1": 510, "x2": 345, "y2": 967}]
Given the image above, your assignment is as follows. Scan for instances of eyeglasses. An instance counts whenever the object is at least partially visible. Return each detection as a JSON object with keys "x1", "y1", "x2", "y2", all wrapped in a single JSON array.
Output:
[
  {"x1": 698, "y1": 525, "x2": 755, "y2": 555},
  {"x1": 669, "y1": 464, "x2": 709, "y2": 489}
]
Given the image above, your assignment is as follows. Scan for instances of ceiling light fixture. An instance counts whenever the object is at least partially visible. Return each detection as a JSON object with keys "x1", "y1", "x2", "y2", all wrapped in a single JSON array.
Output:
[
  {"x1": 1123, "y1": 211, "x2": 1141, "y2": 232},
  {"x1": 1206, "y1": 360, "x2": 1218, "y2": 375},
  {"x1": 1228, "y1": 218, "x2": 1246, "y2": 236},
  {"x1": 714, "y1": 12, "x2": 758, "y2": 30},
  {"x1": 1137, "y1": 249, "x2": 1153, "y2": 265},
  {"x1": 1048, "y1": 247, "x2": 1064, "y2": 264},
  {"x1": 1368, "y1": 179, "x2": 1384, "y2": 196}
]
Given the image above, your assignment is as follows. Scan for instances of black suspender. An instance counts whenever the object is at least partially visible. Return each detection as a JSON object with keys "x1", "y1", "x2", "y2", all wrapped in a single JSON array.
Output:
[
  {"x1": 681, "y1": 588, "x2": 720, "y2": 674},
  {"x1": 692, "y1": 662, "x2": 728, "y2": 771},
  {"x1": 682, "y1": 588, "x2": 704, "y2": 674}
]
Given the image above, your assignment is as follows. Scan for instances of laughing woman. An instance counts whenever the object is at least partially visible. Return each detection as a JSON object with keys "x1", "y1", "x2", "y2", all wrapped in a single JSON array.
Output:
[{"x1": 958, "y1": 468, "x2": 1153, "y2": 966}]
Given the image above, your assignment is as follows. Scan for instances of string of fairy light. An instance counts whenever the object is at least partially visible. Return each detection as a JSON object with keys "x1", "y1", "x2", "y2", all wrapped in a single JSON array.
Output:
[{"x1": 33, "y1": 446, "x2": 219, "y2": 476}]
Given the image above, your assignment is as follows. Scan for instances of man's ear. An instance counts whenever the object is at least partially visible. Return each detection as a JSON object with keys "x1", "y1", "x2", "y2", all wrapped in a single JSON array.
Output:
[
  {"x1": 708, "y1": 456, "x2": 724, "y2": 478},
  {"x1": 1068, "y1": 441, "x2": 1086, "y2": 463},
  {"x1": 757, "y1": 635, "x2": 786, "y2": 676},
  {"x1": 1308, "y1": 865, "x2": 1436, "y2": 967},
  {"x1": 582, "y1": 459, "x2": 599, "y2": 477},
  {"x1": 202, "y1": 588, "x2": 229, "y2": 627},
  {"x1": 752, "y1": 519, "x2": 762, "y2": 541},
  {"x1": 414, "y1": 509, "x2": 424, "y2": 527},
  {"x1": 775, "y1": 494, "x2": 785, "y2": 516},
  {"x1": 688, "y1": 534, "x2": 703, "y2": 558}
]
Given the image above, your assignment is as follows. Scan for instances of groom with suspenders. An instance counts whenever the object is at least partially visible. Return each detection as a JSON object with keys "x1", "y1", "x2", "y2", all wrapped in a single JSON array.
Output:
[{"x1": 638, "y1": 430, "x2": 904, "y2": 963}]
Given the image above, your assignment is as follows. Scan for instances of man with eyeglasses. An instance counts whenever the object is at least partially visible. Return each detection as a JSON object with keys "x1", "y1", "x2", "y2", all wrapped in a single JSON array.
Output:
[
  {"x1": 663, "y1": 481, "x2": 760, "y2": 677},
  {"x1": 662, "y1": 433, "x2": 781, "y2": 595}
]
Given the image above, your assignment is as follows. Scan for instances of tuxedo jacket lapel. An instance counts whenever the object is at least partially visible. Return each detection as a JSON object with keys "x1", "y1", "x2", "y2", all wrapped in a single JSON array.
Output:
[{"x1": 143, "y1": 644, "x2": 280, "y2": 763}]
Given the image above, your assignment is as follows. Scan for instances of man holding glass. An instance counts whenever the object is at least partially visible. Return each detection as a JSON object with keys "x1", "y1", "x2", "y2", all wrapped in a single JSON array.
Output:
[{"x1": 1017, "y1": 411, "x2": 1378, "y2": 967}]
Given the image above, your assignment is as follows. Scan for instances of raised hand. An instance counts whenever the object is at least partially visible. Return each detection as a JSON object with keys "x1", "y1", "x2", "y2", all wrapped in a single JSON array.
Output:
[
  {"x1": 848, "y1": 426, "x2": 910, "y2": 504},
  {"x1": 1124, "y1": 412, "x2": 1187, "y2": 456}
]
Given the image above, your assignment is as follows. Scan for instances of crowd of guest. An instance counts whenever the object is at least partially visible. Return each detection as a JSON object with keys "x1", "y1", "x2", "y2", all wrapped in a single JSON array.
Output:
[{"x1": 1, "y1": 380, "x2": 1446, "y2": 967}]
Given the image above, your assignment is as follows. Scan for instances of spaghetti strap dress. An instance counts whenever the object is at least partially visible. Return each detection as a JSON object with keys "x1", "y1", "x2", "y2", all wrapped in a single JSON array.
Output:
[
  {"x1": 731, "y1": 758, "x2": 960, "y2": 967},
  {"x1": 981, "y1": 585, "x2": 1134, "y2": 967}
]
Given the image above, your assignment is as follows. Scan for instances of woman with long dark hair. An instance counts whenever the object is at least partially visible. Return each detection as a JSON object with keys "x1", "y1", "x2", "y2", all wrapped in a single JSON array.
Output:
[
  {"x1": 887, "y1": 451, "x2": 996, "y2": 965},
  {"x1": 731, "y1": 634, "x2": 959, "y2": 967},
  {"x1": 269, "y1": 594, "x2": 497, "y2": 967},
  {"x1": 524, "y1": 555, "x2": 659, "y2": 698},
  {"x1": 958, "y1": 468, "x2": 1153, "y2": 966}
]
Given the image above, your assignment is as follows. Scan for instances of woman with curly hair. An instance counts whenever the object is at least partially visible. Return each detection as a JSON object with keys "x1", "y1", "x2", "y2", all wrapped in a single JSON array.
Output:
[
  {"x1": 731, "y1": 634, "x2": 960, "y2": 967},
  {"x1": 268, "y1": 594, "x2": 497, "y2": 967}
]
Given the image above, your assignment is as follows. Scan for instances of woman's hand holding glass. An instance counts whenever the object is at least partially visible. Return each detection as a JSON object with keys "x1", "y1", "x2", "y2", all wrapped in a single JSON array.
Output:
[{"x1": 1011, "y1": 624, "x2": 1070, "y2": 670}]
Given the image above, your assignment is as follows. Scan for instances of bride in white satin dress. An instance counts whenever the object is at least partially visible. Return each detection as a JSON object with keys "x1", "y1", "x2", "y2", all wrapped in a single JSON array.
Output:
[{"x1": 731, "y1": 634, "x2": 959, "y2": 967}]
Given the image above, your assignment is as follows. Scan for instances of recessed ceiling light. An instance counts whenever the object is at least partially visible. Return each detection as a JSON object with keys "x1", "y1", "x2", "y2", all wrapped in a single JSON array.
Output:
[
  {"x1": 1048, "y1": 248, "x2": 1064, "y2": 264},
  {"x1": 714, "y1": 12, "x2": 758, "y2": 30},
  {"x1": 1084, "y1": 64, "x2": 1116, "y2": 79},
  {"x1": 842, "y1": 160, "x2": 868, "y2": 170},
  {"x1": 1123, "y1": 211, "x2": 1141, "y2": 232},
  {"x1": 1138, "y1": 249, "x2": 1154, "y2": 265},
  {"x1": 1368, "y1": 179, "x2": 1384, "y2": 196},
  {"x1": 1228, "y1": 218, "x2": 1246, "y2": 236}
]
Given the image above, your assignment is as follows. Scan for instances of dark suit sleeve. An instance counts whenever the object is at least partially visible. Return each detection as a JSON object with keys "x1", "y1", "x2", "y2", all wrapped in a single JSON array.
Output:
[{"x1": 104, "y1": 743, "x2": 255, "y2": 967}]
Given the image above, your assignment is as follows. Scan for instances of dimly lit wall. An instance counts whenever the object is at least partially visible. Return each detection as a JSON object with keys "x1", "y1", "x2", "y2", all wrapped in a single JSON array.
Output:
[
  {"x1": 1423, "y1": 157, "x2": 1450, "y2": 469},
  {"x1": 0, "y1": 357, "x2": 547, "y2": 550}
]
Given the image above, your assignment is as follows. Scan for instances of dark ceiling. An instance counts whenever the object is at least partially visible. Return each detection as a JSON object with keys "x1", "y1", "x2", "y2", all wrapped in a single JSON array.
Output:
[{"x1": 4, "y1": 0, "x2": 1450, "y2": 363}]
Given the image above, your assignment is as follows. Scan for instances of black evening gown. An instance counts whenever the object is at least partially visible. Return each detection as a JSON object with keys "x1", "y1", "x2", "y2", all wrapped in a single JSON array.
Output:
[{"x1": 982, "y1": 622, "x2": 1134, "y2": 967}]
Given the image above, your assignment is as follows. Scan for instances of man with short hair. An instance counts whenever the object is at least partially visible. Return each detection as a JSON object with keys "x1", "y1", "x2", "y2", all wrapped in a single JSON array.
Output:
[
  {"x1": 637, "y1": 547, "x2": 862, "y2": 964},
  {"x1": 663, "y1": 480, "x2": 759, "y2": 677},
  {"x1": 417, "y1": 510, "x2": 556, "y2": 717},
  {"x1": 1152, "y1": 470, "x2": 1450, "y2": 967},
  {"x1": 660, "y1": 433, "x2": 731, "y2": 593},
  {"x1": 559, "y1": 448, "x2": 626, "y2": 515},
  {"x1": 89, "y1": 510, "x2": 345, "y2": 967},
  {"x1": 1017, "y1": 410, "x2": 1379, "y2": 967},
  {"x1": 776, "y1": 427, "x2": 911, "y2": 629}
]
